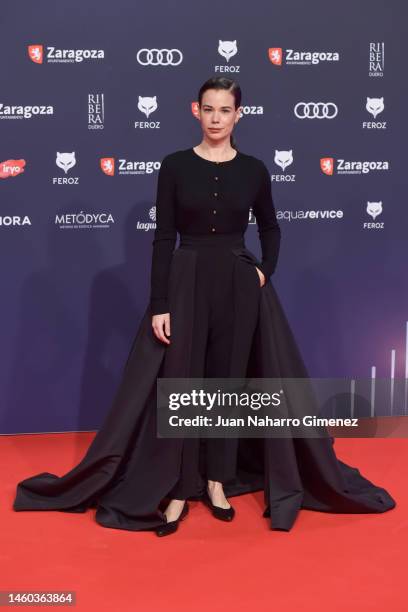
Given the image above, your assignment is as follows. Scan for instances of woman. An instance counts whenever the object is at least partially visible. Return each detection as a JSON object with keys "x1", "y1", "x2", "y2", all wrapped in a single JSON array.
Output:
[{"x1": 13, "y1": 77, "x2": 396, "y2": 537}]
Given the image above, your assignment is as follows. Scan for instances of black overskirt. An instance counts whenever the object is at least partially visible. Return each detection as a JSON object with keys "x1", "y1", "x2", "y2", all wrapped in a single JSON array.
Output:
[{"x1": 13, "y1": 241, "x2": 396, "y2": 531}]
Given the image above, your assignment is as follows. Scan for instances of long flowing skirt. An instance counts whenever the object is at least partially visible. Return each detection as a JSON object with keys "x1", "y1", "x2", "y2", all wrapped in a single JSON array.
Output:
[{"x1": 13, "y1": 233, "x2": 396, "y2": 531}]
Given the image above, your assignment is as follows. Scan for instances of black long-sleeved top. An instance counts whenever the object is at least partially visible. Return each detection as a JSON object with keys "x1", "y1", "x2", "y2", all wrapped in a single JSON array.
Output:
[{"x1": 150, "y1": 147, "x2": 281, "y2": 315}]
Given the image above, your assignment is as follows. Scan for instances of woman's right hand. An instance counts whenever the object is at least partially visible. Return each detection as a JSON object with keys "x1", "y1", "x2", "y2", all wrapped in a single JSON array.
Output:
[{"x1": 152, "y1": 313, "x2": 171, "y2": 345}]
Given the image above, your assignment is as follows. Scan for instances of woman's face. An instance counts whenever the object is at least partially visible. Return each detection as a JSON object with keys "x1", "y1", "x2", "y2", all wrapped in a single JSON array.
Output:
[{"x1": 198, "y1": 89, "x2": 241, "y2": 143}]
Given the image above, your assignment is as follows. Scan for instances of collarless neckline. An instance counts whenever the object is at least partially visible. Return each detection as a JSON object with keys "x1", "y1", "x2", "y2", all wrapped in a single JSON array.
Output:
[{"x1": 190, "y1": 147, "x2": 240, "y2": 164}]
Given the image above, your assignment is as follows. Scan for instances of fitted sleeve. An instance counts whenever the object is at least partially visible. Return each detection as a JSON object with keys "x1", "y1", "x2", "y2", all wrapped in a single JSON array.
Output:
[
  {"x1": 252, "y1": 161, "x2": 281, "y2": 279},
  {"x1": 150, "y1": 155, "x2": 177, "y2": 315}
]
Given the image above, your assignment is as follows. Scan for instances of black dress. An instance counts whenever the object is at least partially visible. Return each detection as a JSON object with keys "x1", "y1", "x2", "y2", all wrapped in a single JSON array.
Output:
[{"x1": 13, "y1": 148, "x2": 396, "y2": 531}]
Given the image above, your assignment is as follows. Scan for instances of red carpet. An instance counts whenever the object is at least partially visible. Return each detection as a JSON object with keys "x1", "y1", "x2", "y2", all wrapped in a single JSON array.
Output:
[{"x1": 2, "y1": 433, "x2": 405, "y2": 611}]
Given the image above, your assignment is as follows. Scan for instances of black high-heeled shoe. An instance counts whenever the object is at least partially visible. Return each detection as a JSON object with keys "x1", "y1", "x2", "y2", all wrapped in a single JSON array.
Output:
[
  {"x1": 203, "y1": 488, "x2": 235, "y2": 522},
  {"x1": 155, "y1": 501, "x2": 189, "y2": 537}
]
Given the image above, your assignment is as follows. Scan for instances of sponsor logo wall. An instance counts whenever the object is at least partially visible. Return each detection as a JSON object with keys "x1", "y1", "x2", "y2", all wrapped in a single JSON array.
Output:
[{"x1": 0, "y1": 2, "x2": 405, "y2": 433}]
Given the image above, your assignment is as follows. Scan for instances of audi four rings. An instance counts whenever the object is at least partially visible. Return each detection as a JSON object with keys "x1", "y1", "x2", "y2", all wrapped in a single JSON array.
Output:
[
  {"x1": 136, "y1": 49, "x2": 183, "y2": 66},
  {"x1": 294, "y1": 102, "x2": 338, "y2": 119}
]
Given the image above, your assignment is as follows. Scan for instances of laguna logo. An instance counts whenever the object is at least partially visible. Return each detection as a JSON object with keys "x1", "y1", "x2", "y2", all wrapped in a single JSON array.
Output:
[
  {"x1": 294, "y1": 102, "x2": 338, "y2": 119},
  {"x1": 320, "y1": 157, "x2": 389, "y2": 175},
  {"x1": 136, "y1": 206, "x2": 157, "y2": 231},
  {"x1": 28, "y1": 44, "x2": 105, "y2": 63},
  {"x1": 269, "y1": 47, "x2": 340, "y2": 66},
  {"x1": 0, "y1": 159, "x2": 26, "y2": 179}
]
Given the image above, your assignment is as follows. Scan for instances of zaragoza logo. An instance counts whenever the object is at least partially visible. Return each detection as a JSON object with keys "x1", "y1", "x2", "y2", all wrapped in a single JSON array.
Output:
[
  {"x1": 320, "y1": 157, "x2": 389, "y2": 175},
  {"x1": 320, "y1": 158, "x2": 334, "y2": 175},
  {"x1": 28, "y1": 44, "x2": 104, "y2": 63},
  {"x1": 100, "y1": 158, "x2": 115, "y2": 176},
  {"x1": 0, "y1": 159, "x2": 26, "y2": 179},
  {"x1": 28, "y1": 45, "x2": 43, "y2": 63},
  {"x1": 268, "y1": 48, "x2": 283, "y2": 65}
]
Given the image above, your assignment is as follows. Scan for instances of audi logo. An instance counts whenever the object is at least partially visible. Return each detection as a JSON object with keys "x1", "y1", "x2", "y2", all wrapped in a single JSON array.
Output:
[
  {"x1": 294, "y1": 102, "x2": 338, "y2": 119},
  {"x1": 136, "y1": 48, "x2": 183, "y2": 66}
]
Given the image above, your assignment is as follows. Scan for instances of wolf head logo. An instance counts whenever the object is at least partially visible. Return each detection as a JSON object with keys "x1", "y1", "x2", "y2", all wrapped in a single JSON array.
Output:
[
  {"x1": 218, "y1": 40, "x2": 237, "y2": 62},
  {"x1": 56, "y1": 152, "x2": 76, "y2": 174},
  {"x1": 366, "y1": 201, "x2": 382, "y2": 220},
  {"x1": 366, "y1": 97, "x2": 384, "y2": 118},
  {"x1": 138, "y1": 96, "x2": 158, "y2": 118},
  {"x1": 274, "y1": 150, "x2": 293, "y2": 171}
]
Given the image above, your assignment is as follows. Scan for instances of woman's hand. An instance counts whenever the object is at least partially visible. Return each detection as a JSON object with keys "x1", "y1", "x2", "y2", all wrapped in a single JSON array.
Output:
[
  {"x1": 255, "y1": 267, "x2": 266, "y2": 288},
  {"x1": 152, "y1": 313, "x2": 171, "y2": 345}
]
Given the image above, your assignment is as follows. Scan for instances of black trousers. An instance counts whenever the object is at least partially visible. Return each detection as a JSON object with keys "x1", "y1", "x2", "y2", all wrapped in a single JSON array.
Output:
[{"x1": 168, "y1": 235, "x2": 243, "y2": 499}]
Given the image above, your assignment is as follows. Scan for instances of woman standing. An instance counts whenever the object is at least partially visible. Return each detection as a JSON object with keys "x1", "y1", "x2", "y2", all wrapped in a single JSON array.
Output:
[{"x1": 13, "y1": 77, "x2": 396, "y2": 536}]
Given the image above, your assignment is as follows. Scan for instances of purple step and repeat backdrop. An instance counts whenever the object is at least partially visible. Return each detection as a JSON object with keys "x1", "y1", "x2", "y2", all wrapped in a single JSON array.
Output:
[{"x1": 1, "y1": 1, "x2": 406, "y2": 434}]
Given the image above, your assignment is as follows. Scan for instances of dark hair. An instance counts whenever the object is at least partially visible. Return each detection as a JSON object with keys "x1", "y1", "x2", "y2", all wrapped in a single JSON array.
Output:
[{"x1": 197, "y1": 76, "x2": 242, "y2": 150}]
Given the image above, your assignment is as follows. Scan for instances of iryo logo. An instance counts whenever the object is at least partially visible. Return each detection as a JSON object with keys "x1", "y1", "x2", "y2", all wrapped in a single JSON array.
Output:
[
  {"x1": 320, "y1": 157, "x2": 334, "y2": 175},
  {"x1": 28, "y1": 45, "x2": 43, "y2": 64},
  {"x1": 100, "y1": 158, "x2": 115, "y2": 176},
  {"x1": 268, "y1": 48, "x2": 282, "y2": 65},
  {"x1": 0, "y1": 159, "x2": 26, "y2": 179}
]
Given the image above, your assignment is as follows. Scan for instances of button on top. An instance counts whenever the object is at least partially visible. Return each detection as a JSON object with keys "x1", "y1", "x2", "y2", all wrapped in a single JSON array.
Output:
[
  {"x1": 214, "y1": 176, "x2": 219, "y2": 181},
  {"x1": 211, "y1": 227, "x2": 216, "y2": 232},
  {"x1": 213, "y1": 209, "x2": 217, "y2": 214},
  {"x1": 214, "y1": 192, "x2": 218, "y2": 197}
]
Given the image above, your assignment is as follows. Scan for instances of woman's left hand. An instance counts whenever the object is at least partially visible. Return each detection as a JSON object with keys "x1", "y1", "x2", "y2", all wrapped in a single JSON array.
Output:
[{"x1": 255, "y1": 267, "x2": 266, "y2": 287}]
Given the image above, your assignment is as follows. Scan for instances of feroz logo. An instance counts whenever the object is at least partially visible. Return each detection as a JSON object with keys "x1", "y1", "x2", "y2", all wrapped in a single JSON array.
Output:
[
  {"x1": 268, "y1": 48, "x2": 282, "y2": 65},
  {"x1": 364, "y1": 201, "x2": 384, "y2": 230},
  {"x1": 100, "y1": 158, "x2": 115, "y2": 176},
  {"x1": 215, "y1": 40, "x2": 240, "y2": 73},
  {"x1": 53, "y1": 152, "x2": 80, "y2": 184},
  {"x1": 28, "y1": 45, "x2": 43, "y2": 63},
  {"x1": 272, "y1": 150, "x2": 296, "y2": 182},
  {"x1": 274, "y1": 150, "x2": 293, "y2": 171},
  {"x1": 0, "y1": 159, "x2": 26, "y2": 179},
  {"x1": 218, "y1": 40, "x2": 238, "y2": 62},
  {"x1": 363, "y1": 97, "x2": 386, "y2": 130},
  {"x1": 294, "y1": 102, "x2": 338, "y2": 119},
  {"x1": 137, "y1": 96, "x2": 157, "y2": 118},
  {"x1": 366, "y1": 97, "x2": 384, "y2": 118},
  {"x1": 320, "y1": 158, "x2": 334, "y2": 175},
  {"x1": 367, "y1": 201, "x2": 382, "y2": 220}
]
